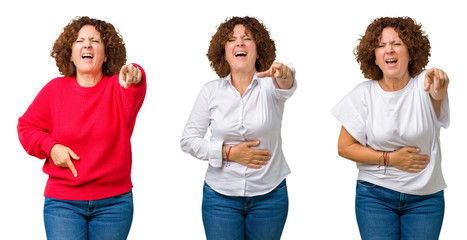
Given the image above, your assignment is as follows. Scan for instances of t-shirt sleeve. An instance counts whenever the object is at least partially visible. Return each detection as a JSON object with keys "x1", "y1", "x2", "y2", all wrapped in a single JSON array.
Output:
[{"x1": 331, "y1": 83, "x2": 368, "y2": 146}]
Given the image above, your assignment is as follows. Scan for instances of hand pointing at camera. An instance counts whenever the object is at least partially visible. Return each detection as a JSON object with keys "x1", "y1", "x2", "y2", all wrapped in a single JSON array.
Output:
[
  {"x1": 119, "y1": 64, "x2": 142, "y2": 88},
  {"x1": 257, "y1": 62, "x2": 294, "y2": 89},
  {"x1": 424, "y1": 68, "x2": 449, "y2": 117},
  {"x1": 424, "y1": 68, "x2": 449, "y2": 100}
]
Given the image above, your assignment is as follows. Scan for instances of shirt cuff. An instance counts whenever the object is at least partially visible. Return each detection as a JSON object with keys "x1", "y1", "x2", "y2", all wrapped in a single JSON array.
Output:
[{"x1": 208, "y1": 140, "x2": 224, "y2": 168}]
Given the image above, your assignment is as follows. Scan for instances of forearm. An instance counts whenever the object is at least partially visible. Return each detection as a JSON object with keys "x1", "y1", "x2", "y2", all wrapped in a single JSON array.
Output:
[
  {"x1": 337, "y1": 126, "x2": 383, "y2": 165},
  {"x1": 181, "y1": 137, "x2": 221, "y2": 159},
  {"x1": 429, "y1": 88, "x2": 447, "y2": 101},
  {"x1": 180, "y1": 132, "x2": 224, "y2": 167},
  {"x1": 338, "y1": 142, "x2": 383, "y2": 165},
  {"x1": 17, "y1": 116, "x2": 57, "y2": 159},
  {"x1": 337, "y1": 126, "x2": 429, "y2": 172},
  {"x1": 430, "y1": 89, "x2": 448, "y2": 118},
  {"x1": 119, "y1": 64, "x2": 147, "y2": 125}
]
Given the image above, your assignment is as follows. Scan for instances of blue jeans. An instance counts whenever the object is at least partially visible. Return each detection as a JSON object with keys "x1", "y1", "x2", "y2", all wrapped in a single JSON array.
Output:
[
  {"x1": 356, "y1": 180, "x2": 444, "y2": 240},
  {"x1": 44, "y1": 190, "x2": 133, "y2": 240},
  {"x1": 202, "y1": 179, "x2": 288, "y2": 240}
]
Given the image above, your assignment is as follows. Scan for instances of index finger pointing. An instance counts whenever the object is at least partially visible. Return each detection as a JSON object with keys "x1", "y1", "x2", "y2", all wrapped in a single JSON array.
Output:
[
  {"x1": 67, "y1": 159, "x2": 78, "y2": 178},
  {"x1": 120, "y1": 64, "x2": 129, "y2": 73},
  {"x1": 257, "y1": 67, "x2": 274, "y2": 78},
  {"x1": 126, "y1": 71, "x2": 133, "y2": 85},
  {"x1": 424, "y1": 68, "x2": 435, "y2": 91},
  {"x1": 433, "y1": 70, "x2": 442, "y2": 93}
]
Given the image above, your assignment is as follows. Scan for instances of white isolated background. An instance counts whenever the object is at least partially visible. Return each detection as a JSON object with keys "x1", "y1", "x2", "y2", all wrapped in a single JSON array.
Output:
[{"x1": 0, "y1": 0, "x2": 465, "y2": 239}]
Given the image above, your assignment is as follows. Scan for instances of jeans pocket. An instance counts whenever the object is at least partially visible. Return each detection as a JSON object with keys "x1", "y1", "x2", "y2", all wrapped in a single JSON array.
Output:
[
  {"x1": 203, "y1": 181, "x2": 212, "y2": 190},
  {"x1": 272, "y1": 179, "x2": 287, "y2": 192},
  {"x1": 357, "y1": 180, "x2": 378, "y2": 189},
  {"x1": 203, "y1": 182, "x2": 218, "y2": 195}
]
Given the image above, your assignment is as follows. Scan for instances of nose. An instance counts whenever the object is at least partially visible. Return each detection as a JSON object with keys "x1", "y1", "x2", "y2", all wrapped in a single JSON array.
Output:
[
  {"x1": 236, "y1": 39, "x2": 244, "y2": 46},
  {"x1": 84, "y1": 39, "x2": 92, "y2": 48},
  {"x1": 385, "y1": 44, "x2": 394, "y2": 53}
]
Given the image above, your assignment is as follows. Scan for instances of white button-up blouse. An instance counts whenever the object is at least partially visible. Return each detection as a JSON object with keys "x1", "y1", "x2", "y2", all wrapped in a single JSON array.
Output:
[{"x1": 181, "y1": 69, "x2": 296, "y2": 197}]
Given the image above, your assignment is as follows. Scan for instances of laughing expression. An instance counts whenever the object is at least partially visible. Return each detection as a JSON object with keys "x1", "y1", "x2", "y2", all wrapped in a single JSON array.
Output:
[
  {"x1": 375, "y1": 27, "x2": 411, "y2": 81},
  {"x1": 224, "y1": 24, "x2": 258, "y2": 74},
  {"x1": 70, "y1": 25, "x2": 106, "y2": 77}
]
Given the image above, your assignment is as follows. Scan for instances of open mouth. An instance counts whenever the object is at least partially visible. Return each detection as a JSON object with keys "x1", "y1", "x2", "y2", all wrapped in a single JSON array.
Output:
[
  {"x1": 385, "y1": 59, "x2": 397, "y2": 64},
  {"x1": 82, "y1": 54, "x2": 94, "y2": 60},
  {"x1": 234, "y1": 51, "x2": 247, "y2": 57}
]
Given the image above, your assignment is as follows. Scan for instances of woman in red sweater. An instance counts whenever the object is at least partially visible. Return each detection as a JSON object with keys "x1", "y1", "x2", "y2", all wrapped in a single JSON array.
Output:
[{"x1": 17, "y1": 16, "x2": 146, "y2": 240}]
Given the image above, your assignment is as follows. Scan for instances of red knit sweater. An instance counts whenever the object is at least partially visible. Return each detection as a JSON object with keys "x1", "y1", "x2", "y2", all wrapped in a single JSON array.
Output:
[{"x1": 18, "y1": 64, "x2": 146, "y2": 200}]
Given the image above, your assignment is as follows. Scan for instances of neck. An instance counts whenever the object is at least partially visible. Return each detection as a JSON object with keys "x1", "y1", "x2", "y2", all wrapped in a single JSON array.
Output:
[
  {"x1": 231, "y1": 69, "x2": 256, "y2": 96},
  {"x1": 379, "y1": 72, "x2": 411, "y2": 92},
  {"x1": 76, "y1": 71, "x2": 104, "y2": 87}
]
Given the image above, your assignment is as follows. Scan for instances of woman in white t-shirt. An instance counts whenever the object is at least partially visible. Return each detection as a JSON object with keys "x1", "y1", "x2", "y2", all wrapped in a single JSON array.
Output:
[
  {"x1": 332, "y1": 17, "x2": 449, "y2": 240},
  {"x1": 181, "y1": 16, "x2": 296, "y2": 240}
]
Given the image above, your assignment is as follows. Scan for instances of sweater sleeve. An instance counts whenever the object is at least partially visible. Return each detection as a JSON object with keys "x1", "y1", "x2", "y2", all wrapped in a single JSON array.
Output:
[
  {"x1": 17, "y1": 81, "x2": 58, "y2": 159},
  {"x1": 118, "y1": 63, "x2": 147, "y2": 134}
]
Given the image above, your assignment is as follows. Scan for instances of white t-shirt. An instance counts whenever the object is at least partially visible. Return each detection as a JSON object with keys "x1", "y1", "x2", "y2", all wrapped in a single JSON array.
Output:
[
  {"x1": 181, "y1": 70, "x2": 297, "y2": 197},
  {"x1": 332, "y1": 70, "x2": 449, "y2": 195}
]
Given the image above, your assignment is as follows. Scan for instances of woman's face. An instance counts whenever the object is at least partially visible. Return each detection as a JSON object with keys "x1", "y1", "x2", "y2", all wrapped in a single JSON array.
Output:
[
  {"x1": 224, "y1": 24, "x2": 258, "y2": 74},
  {"x1": 70, "y1": 25, "x2": 106, "y2": 77},
  {"x1": 374, "y1": 27, "x2": 411, "y2": 81}
]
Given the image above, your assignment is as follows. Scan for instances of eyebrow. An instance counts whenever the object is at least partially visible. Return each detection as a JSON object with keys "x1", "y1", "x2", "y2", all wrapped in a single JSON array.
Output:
[
  {"x1": 76, "y1": 36, "x2": 101, "y2": 40},
  {"x1": 378, "y1": 39, "x2": 402, "y2": 44},
  {"x1": 228, "y1": 33, "x2": 252, "y2": 40}
]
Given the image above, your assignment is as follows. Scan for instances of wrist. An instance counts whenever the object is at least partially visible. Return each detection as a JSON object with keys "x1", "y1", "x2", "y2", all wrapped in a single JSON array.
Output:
[
  {"x1": 380, "y1": 151, "x2": 390, "y2": 174},
  {"x1": 222, "y1": 146, "x2": 227, "y2": 160},
  {"x1": 223, "y1": 146, "x2": 232, "y2": 167}
]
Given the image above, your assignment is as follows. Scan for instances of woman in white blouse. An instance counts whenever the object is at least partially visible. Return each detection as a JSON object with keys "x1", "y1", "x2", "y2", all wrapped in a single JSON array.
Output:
[
  {"x1": 332, "y1": 17, "x2": 449, "y2": 239},
  {"x1": 181, "y1": 16, "x2": 296, "y2": 240}
]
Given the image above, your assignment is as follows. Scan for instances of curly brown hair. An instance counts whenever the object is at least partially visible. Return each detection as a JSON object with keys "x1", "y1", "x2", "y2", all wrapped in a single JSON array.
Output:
[
  {"x1": 355, "y1": 17, "x2": 431, "y2": 80},
  {"x1": 51, "y1": 16, "x2": 126, "y2": 77},
  {"x1": 207, "y1": 16, "x2": 276, "y2": 78}
]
